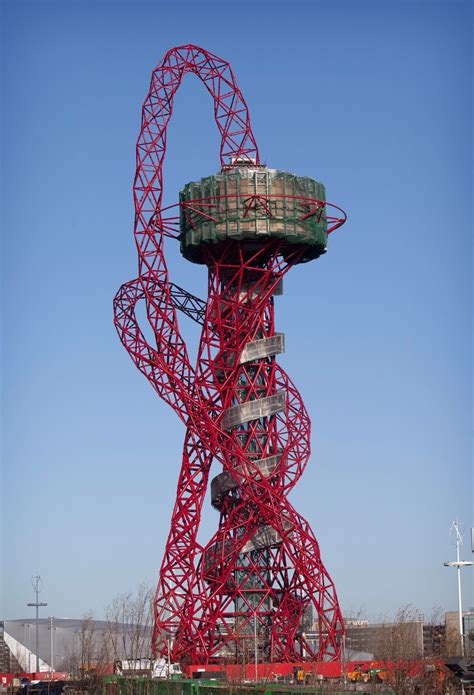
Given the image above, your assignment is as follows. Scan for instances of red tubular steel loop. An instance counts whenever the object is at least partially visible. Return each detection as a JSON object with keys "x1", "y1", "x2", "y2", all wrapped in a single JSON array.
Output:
[{"x1": 114, "y1": 44, "x2": 344, "y2": 665}]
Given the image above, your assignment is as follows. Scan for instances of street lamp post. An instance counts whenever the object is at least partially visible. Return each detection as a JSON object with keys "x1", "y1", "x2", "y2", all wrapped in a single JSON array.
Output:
[
  {"x1": 48, "y1": 617, "x2": 55, "y2": 672},
  {"x1": 27, "y1": 575, "x2": 47, "y2": 673},
  {"x1": 444, "y1": 521, "x2": 473, "y2": 657}
]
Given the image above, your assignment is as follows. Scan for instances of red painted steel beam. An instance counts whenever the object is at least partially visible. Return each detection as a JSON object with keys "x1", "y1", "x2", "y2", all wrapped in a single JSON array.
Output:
[{"x1": 114, "y1": 44, "x2": 344, "y2": 665}]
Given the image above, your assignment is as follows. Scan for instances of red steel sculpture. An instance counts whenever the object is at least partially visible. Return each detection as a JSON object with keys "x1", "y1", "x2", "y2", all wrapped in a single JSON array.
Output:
[{"x1": 114, "y1": 45, "x2": 346, "y2": 665}]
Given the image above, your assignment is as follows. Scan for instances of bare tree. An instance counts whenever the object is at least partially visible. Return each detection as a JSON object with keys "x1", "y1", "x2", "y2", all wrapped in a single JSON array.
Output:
[
  {"x1": 374, "y1": 605, "x2": 424, "y2": 695},
  {"x1": 104, "y1": 582, "x2": 154, "y2": 674},
  {"x1": 61, "y1": 612, "x2": 112, "y2": 692},
  {"x1": 58, "y1": 583, "x2": 155, "y2": 689}
]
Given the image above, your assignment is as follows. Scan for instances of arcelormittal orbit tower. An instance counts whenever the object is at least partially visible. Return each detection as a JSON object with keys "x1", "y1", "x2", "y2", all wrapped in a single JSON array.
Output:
[{"x1": 114, "y1": 45, "x2": 346, "y2": 665}]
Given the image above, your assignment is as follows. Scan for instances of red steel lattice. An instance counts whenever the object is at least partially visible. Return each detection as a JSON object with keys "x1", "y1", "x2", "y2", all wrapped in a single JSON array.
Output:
[{"x1": 114, "y1": 44, "x2": 345, "y2": 665}]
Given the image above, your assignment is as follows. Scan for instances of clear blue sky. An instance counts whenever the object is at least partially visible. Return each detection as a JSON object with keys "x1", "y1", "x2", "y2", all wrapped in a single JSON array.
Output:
[{"x1": 1, "y1": 0, "x2": 472, "y2": 624}]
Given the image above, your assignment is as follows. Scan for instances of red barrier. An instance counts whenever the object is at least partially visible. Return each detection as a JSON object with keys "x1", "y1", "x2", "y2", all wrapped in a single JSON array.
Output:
[{"x1": 0, "y1": 672, "x2": 68, "y2": 686}]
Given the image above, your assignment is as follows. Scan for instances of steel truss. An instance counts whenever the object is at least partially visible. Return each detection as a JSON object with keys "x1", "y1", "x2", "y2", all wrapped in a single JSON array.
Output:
[{"x1": 114, "y1": 44, "x2": 345, "y2": 665}]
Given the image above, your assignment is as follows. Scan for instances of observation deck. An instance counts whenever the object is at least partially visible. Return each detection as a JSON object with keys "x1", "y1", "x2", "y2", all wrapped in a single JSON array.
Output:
[{"x1": 179, "y1": 165, "x2": 345, "y2": 264}]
